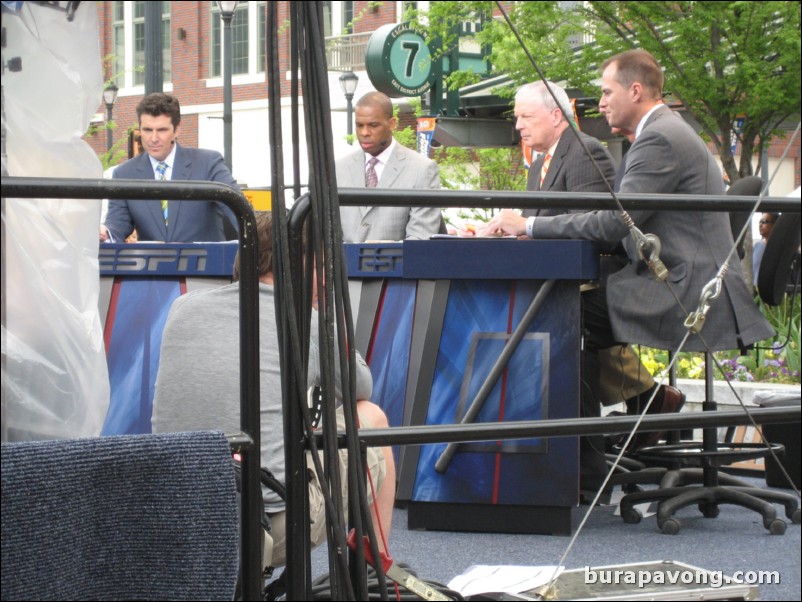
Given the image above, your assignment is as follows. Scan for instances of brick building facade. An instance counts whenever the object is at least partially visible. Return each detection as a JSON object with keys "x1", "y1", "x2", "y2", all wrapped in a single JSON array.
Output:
[{"x1": 84, "y1": 2, "x2": 800, "y2": 194}]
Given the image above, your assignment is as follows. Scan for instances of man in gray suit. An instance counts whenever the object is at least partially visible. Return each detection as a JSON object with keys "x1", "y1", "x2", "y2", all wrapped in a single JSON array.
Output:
[
  {"x1": 100, "y1": 93, "x2": 238, "y2": 243},
  {"x1": 481, "y1": 49, "x2": 772, "y2": 357},
  {"x1": 515, "y1": 81, "x2": 678, "y2": 493},
  {"x1": 336, "y1": 91, "x2": 443, "y2": 242}
]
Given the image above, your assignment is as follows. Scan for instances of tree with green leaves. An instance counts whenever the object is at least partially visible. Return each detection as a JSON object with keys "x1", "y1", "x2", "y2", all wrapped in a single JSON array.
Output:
[{"x1": 411, "y1": 1, "x2": 801, "y2": 184}]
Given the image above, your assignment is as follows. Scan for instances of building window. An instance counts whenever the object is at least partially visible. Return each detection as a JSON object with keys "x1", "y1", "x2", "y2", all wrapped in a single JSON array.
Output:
[
  {"x1": 322, "y1": 1, "x2": 354, "y2": 37},
  {"x1": 399, "y1": 1, "x2": 430, "y2": 21},
  {"x1": 112, "y1": 1, "x2": 171, "y2": 89},
  {"x1": 210, "y1": 2, "x2": 267, "y2": 78},
  {"x1": 258, "y1": 3, "x2": 267, "y2": 73}
]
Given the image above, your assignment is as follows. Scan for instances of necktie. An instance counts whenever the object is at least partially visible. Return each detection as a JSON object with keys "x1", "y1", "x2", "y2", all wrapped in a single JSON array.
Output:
[
  {"x1": 365, "y1": 157, "x2": 379, "y2": 188},
  {"x1": 155, "y1": 161, "x2": 169, "y2": 225},
  {"x1": 539, "y1": 153, "x2": 552, "y2": 188}
]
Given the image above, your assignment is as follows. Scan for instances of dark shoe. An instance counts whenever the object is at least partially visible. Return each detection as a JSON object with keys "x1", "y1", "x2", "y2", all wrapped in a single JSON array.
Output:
[
  {"x1": 579, "y1": 467, "x2": 613, "y2": 505},
  {"x1": 630, "y1": 385, "x2": 686, "y2": 449},
  {"x1": 580, "y1": 488, "x2": 612, "y2": 506},
  {"x1": 579, "y1": 475, "x2": 613, "y2": 505},
  {"x1": 604, "y1": 411, "x2": 628, "y2": 452}
]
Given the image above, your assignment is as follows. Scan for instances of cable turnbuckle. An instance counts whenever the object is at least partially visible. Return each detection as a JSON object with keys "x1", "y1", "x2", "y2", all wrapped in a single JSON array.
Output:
[
  {"x1": 632, "y1": 229, "x2": 669, "y2": 282},
  {"x1": 684, "y1": 276, "x2": 723, "y2": 333}
]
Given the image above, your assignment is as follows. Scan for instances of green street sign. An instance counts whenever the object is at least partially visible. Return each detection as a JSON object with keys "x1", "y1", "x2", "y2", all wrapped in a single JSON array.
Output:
[{"x1": 365, "y1": 22, "x2": 434, "y2": 97}]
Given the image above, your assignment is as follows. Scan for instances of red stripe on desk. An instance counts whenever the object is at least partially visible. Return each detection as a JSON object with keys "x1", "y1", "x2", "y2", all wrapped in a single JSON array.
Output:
[
  {"x1": 492, "y1": 283, "x2": 517, "y2": 504},
  {"x1": 366, "y1": 280, "x2": 388, "y2": 365},
  {"x1": 103, "y1": 277, "x2": 122, "y2": 354}
]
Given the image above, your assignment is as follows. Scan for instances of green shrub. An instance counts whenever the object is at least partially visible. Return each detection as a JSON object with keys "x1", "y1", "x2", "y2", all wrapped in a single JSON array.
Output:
[{"x1": 636, "y1": 293, "x2": 800, "y2": 384}]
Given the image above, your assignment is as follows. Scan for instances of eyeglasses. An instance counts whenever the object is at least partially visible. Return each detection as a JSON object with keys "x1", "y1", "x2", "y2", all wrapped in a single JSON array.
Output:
[{"x1": 759, "y1": 220, "x2": 775, "y2": 225}]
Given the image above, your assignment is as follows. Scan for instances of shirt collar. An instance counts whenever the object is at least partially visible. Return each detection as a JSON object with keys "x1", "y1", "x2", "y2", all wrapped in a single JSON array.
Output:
[
  {"x1": 635, "y1": 103, "x2": 664, "y2": 139},
  {"x1": 366, "y1": 137, "x2": 396, "y2": 167},
  {"x1": 149, "y1": 144, "x2": 178, "y2": 176}
]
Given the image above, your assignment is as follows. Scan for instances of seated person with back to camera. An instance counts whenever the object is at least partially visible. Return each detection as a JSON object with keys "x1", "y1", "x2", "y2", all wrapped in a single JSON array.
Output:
[{"x1": 151, "y1": 211, "x2": 396, "y2": 567}]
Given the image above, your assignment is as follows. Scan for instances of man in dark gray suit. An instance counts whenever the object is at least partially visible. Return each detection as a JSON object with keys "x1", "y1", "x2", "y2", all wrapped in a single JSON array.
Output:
[
  {"x1": 517, "y1": 81, "x2": 616, "y2": 203},
  {"x1": 515, "y1": 81, "x2": 679, "y2": 493},
  {"x1": 336, "y1": 91, "x2": 443, "y2": 242},
  {"x1": 100, "y1": 93, "x2": 238, "y2": 243},
  {"x1": 481, "y1": 49, "x2": 772, "y2": 356}
]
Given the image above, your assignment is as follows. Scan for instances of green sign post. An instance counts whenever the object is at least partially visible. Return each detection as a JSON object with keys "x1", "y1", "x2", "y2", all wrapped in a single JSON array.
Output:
[{"x1": 365, "y1": 22, "x2": 434, "y2": 98}]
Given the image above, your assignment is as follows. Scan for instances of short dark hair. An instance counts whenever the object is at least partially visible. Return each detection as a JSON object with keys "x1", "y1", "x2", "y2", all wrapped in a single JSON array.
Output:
[
  {"x1": 355, "y1": 91, "x2": 393, "y2": 119},
  {"x1": 232, "y1": 211, "x2": 273, "y2": 281},
  {"x1": 602, "y1": 49, "x2": 664, "y2": 100},
  {"x1": 136, "y1": 93, "x2": 182, "y2": 128}
]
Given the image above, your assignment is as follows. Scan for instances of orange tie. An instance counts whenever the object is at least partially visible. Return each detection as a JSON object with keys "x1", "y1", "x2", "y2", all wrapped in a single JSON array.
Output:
[{"x1": 539, "y1": 153, "x2": 552, "y2": 188}]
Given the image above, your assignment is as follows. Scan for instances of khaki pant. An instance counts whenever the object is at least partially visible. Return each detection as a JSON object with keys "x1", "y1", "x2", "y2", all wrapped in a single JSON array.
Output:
[
  {"x1": 268, "y1": 408, "x2": 386, "y2": 567},
  {"x1": 597, "y1": 344, "x2": 655, "y2": 406}
]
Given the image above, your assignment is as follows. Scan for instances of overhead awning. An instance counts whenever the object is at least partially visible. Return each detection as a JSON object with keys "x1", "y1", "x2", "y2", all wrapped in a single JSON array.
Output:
[{"x1": 430, "y1": 75, "x2": 614, "y2": 148}]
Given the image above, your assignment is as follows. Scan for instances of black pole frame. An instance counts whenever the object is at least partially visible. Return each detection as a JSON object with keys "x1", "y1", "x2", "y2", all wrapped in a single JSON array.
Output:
[{"x1": 2, "y1": 176, "x2": 263, "y2": 601}]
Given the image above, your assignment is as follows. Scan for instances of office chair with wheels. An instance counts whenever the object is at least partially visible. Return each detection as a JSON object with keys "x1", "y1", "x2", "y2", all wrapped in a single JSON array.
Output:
[
  {"x1": 757, "y1": 211, "x2": 801, "y2": 306},
  {"x1": 615, "y1": 178, "x2": 801, "y2": 534},
  {"x1": 727, "y1": 176, "x2": 763, "y2": 259}
]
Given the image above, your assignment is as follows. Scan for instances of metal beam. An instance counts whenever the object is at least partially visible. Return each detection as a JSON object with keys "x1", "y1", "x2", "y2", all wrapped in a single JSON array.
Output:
[{"x1": 432, "y1": 117, "x2": 520, "y2": 148}]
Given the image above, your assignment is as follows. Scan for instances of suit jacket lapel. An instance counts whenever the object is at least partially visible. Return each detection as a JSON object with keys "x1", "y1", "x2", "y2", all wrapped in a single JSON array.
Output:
[
  {"x1": 350, "y1": 152, "x2": 371, "y2": 218},
  {"x1": 526, "y1": 155, "x2": 544, "y2": 192},
  {"x1": 166, "y1": 145, "x2": 190, "y2": 232},
  {"x1": 136, "y1": 154, "x2": 169, "y2": 239},
  {"x1": 135, "y1": 153, "x2": 154, "y2": 178},
  {"x1": 523, "y1": 155, "x2": 545, "y2": 217},
  {"x1": 637, "y1": 104, "x2": 671, "y2": 139},
  {"x1": 171, "y1": 144, "x2": 191, "y2": 180},
  {"x1": 540, "y1": 133, "x2": 571, "y2": 191},
  {"x1": 378, "y1": 145, "x2": 403, "y2": 188},
  {"x1": 361, "y1": 145, "x2": 402, "y2": 218}
]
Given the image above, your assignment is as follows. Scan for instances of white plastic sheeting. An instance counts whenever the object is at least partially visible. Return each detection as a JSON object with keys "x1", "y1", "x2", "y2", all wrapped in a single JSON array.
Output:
[{"x1": 2, "y1": 2, "x2": 109, "y2": 440}]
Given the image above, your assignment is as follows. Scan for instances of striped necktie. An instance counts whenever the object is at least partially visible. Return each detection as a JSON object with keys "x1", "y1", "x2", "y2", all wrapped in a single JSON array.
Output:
[
  {"x1": 155, "y1": 161, "x2": 169, "y2": 225},
  {"x1": 539, "y1": 153, "x2": 552, "y2": 188}
]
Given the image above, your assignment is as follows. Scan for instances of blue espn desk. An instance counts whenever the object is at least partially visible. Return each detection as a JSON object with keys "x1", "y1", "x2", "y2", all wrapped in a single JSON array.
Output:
[
  {"x1": 346, "y1": 239, "x2": 599, "y2": 535},
  {"x1": 99, "y1": 239, "x2": 597, "y2": 535},
  {"x1": 98, "y1": 242, "x2": 238, "y2": 436}
]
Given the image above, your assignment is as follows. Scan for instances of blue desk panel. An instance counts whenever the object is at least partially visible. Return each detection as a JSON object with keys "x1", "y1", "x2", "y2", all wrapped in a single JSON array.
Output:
[
  {"x1": 346, "y1": 240, "x2": 594, "y2": 534},
  {"x1": 99, "y1": 242, "x2": 237, "y2": 435}
]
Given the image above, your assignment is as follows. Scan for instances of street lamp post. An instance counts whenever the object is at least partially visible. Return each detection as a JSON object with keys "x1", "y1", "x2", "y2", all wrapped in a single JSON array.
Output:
[
  {"x1": 339, "y1": 71, "x2": 359, "y2": 145},
  {"x1": 103, "y1": 82, "x2": 119, "y2": 152},
  {"x1": 217, "y1": 1, "x2": 239, "y2": 171}
]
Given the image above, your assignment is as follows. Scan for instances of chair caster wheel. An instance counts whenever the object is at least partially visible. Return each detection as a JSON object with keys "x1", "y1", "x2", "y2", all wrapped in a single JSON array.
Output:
[
  {"x1": 660, "y1": 518, "x2": 681, "y2": 535},
  {"x1": 699, "y1": 502, "x2": 719, "y2": 518},
  {"x1": 790, "y1": 508, "x2": 800, "y2": 524},
  {"x1": 767, "y1": 519, "x2": 786, "y2": 535},
  {"x1": 621, "y1": 507, "x2": 642, "y2": 524}
]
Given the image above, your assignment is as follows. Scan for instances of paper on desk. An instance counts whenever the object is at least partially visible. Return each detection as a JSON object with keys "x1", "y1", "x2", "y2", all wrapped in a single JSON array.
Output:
[
  {"x1": 447, "y1": 565, "x2": 564, "y2": 597},
  {"x1": 430, "y1": 234, "x2": 517, "y2": 239}
]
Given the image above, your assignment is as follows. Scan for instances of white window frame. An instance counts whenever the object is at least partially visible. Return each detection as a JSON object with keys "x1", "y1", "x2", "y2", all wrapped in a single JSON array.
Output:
[
  {"x1": 322, "y1": 1, "x2": 356, "y2": 37},
  {"x1": 398, "y1": 1, "x2": 430, "y2": 22},
  {"x1": 207, "y1": 1, "x2": 267, "y2": 88},
  {"x1": 112, "y1": 1, "x2": 172, "y2": 94}
]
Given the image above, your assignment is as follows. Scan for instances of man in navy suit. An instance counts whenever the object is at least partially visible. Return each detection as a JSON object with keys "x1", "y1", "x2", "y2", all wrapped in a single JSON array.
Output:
[{"x1": 100, "y1": 93, "x2": 238, "y2": 243}]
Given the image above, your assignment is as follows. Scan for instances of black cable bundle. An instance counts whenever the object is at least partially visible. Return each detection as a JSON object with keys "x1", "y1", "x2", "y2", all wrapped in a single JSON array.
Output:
[{"x1": 267, "y1": 2, "x2": 387, "y2": 599}]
